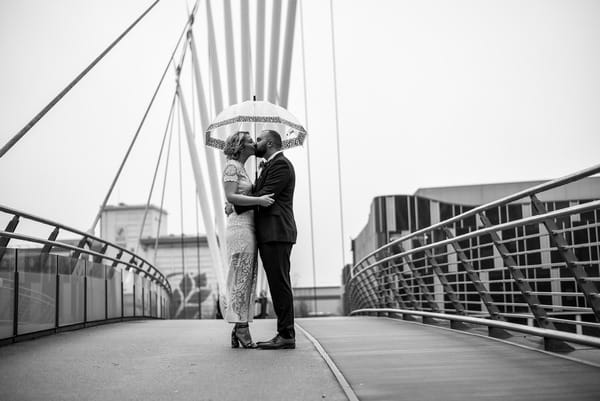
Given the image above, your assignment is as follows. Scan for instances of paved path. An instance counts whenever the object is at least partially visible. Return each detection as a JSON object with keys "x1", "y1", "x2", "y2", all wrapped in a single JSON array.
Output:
[
  {"x1": 0, "y1": 319, "x2": 346, "y2": 401},
  {"x1": 2, "y1": 317, "x2": 600, "y2": 401},
  {"x1": 297, "y1": 316, "x2": 600, "y2": 401}
]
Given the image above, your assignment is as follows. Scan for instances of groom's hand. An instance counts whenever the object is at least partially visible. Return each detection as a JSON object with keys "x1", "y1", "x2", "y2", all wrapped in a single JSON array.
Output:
[{"x1": 224, "y1": 203, "x2": 234, "y2": 216}]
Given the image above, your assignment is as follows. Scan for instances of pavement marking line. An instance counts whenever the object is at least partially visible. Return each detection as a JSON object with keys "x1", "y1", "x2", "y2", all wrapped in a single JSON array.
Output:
[
  {"x1": 382, "y1": 316, "x2": 600, "y2": 369},
  {"x1": 295, "y1": 322, "x2": 360, "y2": 401}
]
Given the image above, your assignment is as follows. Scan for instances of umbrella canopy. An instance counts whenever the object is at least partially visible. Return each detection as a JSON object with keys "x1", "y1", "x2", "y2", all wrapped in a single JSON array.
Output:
[{"x1": 205, "y1": 100, "x2": 307, "y2": 150}]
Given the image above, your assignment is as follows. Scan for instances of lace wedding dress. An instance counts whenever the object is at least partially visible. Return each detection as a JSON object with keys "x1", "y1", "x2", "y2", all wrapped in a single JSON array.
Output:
[{"x1": 222, "y1": 159, "x2": 258, "y2": 322}]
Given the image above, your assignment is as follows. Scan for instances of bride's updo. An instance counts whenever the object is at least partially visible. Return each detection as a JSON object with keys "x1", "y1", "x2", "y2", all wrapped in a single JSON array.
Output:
[{"x1": 223, "y1": 131, "x2": 250, "y2": 160}]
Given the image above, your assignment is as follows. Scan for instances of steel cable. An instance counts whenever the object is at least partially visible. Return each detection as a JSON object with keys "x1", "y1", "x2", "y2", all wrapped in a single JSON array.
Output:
[
  {"x1": 0, "y1": 0, "x2": 161, "y2": 159},
  {"x1": 89, "y1": 2, "x2": 200, "y2": 233}
]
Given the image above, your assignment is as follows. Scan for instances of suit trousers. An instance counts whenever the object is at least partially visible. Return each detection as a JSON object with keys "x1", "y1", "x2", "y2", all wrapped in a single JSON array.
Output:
[{"x1": 258, "y1": 242, "x2": 295, "y2": 339}]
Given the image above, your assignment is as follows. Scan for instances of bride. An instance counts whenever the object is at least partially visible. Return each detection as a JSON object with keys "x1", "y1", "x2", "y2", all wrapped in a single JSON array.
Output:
[{"x1": 222, "y1": 131, "x2": 273, "y2": 348}]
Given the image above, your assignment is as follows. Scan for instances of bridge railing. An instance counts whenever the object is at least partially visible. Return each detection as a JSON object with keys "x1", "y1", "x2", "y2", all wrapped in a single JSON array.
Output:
[
  {"x1": 347, "y1": 164, "x2": 600, "y2": 347},
  {"x1": 0, "y1": 205, "x2": 171, "y2": 344}
]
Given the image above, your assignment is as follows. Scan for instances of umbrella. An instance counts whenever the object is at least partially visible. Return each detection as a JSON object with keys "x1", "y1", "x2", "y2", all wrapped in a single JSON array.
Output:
[{"x1": 205, "y1": 100, "x2": 307, "y2": 150}]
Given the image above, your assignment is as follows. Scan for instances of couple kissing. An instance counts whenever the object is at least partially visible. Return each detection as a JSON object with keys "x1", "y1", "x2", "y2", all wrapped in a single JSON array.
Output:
[{"x1": 222, "y1": 129, "x2": 297, "y2": 350}]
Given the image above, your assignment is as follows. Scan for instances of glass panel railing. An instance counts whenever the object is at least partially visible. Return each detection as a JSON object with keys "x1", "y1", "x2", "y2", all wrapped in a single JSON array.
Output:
[
  {"x1": 17, "y1": 251, "x2": 56, "y2": 335},
  {"x1": 57, "y1": 256, "x2": 85, "y2": 327},
  {"x1": 122, "y1": 269, "x2": 134, "y2": 317},
  {"x1": 143, "y1": 279, "x2": 151, "y2": 317},
  {"x1": 86, "y1": 262, "x2": 105, "y2": 322},
  {"x1": 134, "y1": 274, "x2": 143, "y2": 317},
  {"x1": 151, "y1": 283, "x2": 157, "y2": 318},
  {"x1": 0, "y1": 248, "x2": 16, "y2": 339},
  {"x1": 107, "y1": 266, "x2": 122, "y2": 319}
]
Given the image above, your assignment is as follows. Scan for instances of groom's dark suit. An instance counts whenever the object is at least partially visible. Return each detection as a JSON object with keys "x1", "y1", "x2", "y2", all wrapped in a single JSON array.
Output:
[{"x1": 235, "y1": 152, "x2": 297, "y2": 339}]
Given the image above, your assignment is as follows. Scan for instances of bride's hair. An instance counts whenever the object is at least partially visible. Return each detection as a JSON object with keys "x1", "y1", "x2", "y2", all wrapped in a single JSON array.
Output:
[{"x1": 223, "y1": 131, "x2": 250, "y2": 160}]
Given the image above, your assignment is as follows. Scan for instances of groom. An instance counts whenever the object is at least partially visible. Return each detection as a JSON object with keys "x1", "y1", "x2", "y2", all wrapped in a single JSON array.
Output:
[{"x1": 235, "y1": 129, "x2": 297, "y2": 349}]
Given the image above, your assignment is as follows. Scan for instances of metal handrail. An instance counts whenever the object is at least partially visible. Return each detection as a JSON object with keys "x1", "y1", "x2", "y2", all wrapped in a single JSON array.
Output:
[
  {"x1": 352, "y1": 163, "x2": 600, "y2": 274},
  {"x1": 0, "y1": 204, "x2": 171, "y2": 293},
  {"x1": 347, "y1": 163, "x2": 600, "y2": 343},
  {"x1": 351, "y1": 308, "x2": 600, "y2": 349},
  {"x1": 351, "y1": 200, "x2": 600, "y2": 280},
  {"x1": 0, "y1": 231, "x2": 165, "y2": 287}
]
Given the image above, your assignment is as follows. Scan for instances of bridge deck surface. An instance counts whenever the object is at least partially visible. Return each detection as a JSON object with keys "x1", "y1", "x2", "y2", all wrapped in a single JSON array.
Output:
[
  {"x1": 1, "y1": 316, "x2": 599, "y2": 401},
  {"x1": 298, "y1": 316, "x2": 600, "y2": 401}
]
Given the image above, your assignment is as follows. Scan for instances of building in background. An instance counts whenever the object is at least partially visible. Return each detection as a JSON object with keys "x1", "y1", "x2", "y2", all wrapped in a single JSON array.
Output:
[
  {"x1": 101, "y1": 204, "x2": 217, "y2": 319},
  {"x1": 349, "y1": 178, "x2": 600, "y2": 323},
  {"x1": 293, "y1": 286, "x2": 342, "y2": 317}
]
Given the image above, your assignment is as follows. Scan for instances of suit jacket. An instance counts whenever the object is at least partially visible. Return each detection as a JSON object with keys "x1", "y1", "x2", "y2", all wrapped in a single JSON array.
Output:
[{"x1": 234, "y1": 153, "x2": 297, "y2": 244}]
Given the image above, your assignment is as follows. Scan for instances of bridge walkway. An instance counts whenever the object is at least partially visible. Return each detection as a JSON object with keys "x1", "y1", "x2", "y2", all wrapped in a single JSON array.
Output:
[{"x1": 1, "y1": 317, "x2": 599, "y2": 400}]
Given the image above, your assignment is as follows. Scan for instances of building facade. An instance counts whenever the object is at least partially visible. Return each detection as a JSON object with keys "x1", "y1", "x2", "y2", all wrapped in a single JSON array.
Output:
[{"x1": 101, "y1": 204, "x2": 219, "y2": 319}]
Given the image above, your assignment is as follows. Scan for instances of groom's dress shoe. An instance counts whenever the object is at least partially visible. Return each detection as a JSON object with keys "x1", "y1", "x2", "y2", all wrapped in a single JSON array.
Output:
[{"x1": 256, "y1": 335, "x2": 295, "y2": 350}]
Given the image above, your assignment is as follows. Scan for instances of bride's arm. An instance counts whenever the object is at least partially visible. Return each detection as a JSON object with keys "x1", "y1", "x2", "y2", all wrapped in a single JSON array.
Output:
[{"x1": 224, "y1": 181, "x2": 274, "y2": 207}]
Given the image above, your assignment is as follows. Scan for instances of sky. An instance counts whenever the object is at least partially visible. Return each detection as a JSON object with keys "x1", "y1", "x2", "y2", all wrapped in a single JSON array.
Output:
[{"x1": 1, "y1": 0, "x2": 600, "y2": 287}]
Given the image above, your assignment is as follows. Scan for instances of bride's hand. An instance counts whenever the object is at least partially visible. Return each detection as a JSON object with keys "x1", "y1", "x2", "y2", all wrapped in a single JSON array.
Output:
[{"x1": 258, "y1": 193, "x2": 275, "y2": 207}]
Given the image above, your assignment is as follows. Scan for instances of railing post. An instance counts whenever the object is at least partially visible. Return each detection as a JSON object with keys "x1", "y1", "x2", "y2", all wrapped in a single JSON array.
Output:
[
  {"x1": 361, "y1": 270, "x2": 378, "y2": 308},
  {"x1": 105, "y1": 265, "x2": 108, "y2": 320},
  {"x1": 479, "y1": 213, "x2": 574, "y2": 352},
  {"x1": 442, "y1": 227, "x2": 506, "y2": 321},
  {"x1": 367, "y1": 269, "x2": 380, "y2": 308},
  {"x1": 390, "y1": 270, "x2": 407, "y2": 309},
  {"x1": 442, "y1": 227, "x2": 510, "y2": 335},
  {"x1": 531, "y1": 195, "x2": 600, "y2": 322},
  {"x1": 41, "y1": 227, "x2": 60, "y2": 255},
  {"x1": 93, "y1": 244, "x2": 109, "y2": 264},
  {"x1": 13, "y1": 249, "x2": 19, "y2": 340},
  {"x1": 71, "y1": 236, "x2": 89, "y2": 261},
  {"x1": 418, "y1": 236, "x2": 466, "y2": 315},
  {"x1": 83, "y1": 259, "x2": 88, "y2": 325},
  {"x1": 0, "y1": 215, "x2": 20, "y2": 263},
  {"x1": 132, "y1": 270, "x2": 136, "y2": 317},
  {"x1": 396, "y1": 244, "x2": 440, "y2": 312},
  {"x1": 55, "y1": 254, "x2": 60, "y2": 331},
  {"x1": 393, "y1": 263, "x2": 420, "y2": 311},
  {"x1": 121, "y1": 269, "x2": 124, "y2": 320}
]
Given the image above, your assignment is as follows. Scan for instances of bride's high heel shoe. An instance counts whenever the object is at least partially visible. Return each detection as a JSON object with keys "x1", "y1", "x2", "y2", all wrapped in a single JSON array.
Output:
[
  {"x1": 231, "y1": 327, "x2": 240, "y2": 348},
  {"x1": 233, "y1": 323, "x2": 257, "y2": 349}
]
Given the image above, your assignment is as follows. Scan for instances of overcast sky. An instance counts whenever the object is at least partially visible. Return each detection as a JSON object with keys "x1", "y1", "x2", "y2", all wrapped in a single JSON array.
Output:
[{"x1": 1, "y1": 0, "x2": 599, "y2": 287}]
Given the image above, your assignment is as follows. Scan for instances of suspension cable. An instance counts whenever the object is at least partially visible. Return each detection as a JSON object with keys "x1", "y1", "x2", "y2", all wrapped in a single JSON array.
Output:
[
  {"x1": 153, "y1": 96, "x2": 177, "y2": 265},
  {"x1": 195, "y1": 189, "x2": 202, "y2": 319},
  {"x1": 88, "y1": 3, "x2": 200, "y2": 234},
  {"x1": 134, "y1": 92, "x2": 178, "y2": 255},
  {"x1": 0, "y1": 0, "x2": 161, "y2": 159},
  {"x1": 177, "y1": 97, "x2": 187, "y2": 318},
  {"x1": 329, "y1": 0, "x2": 346, "y2": 267},
  {"x1": 190, "y1": 42, "x2": 202, "y2": 320},
  {"x1": 299, "y1": 0, "x2": 318, "y2": 313}
]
